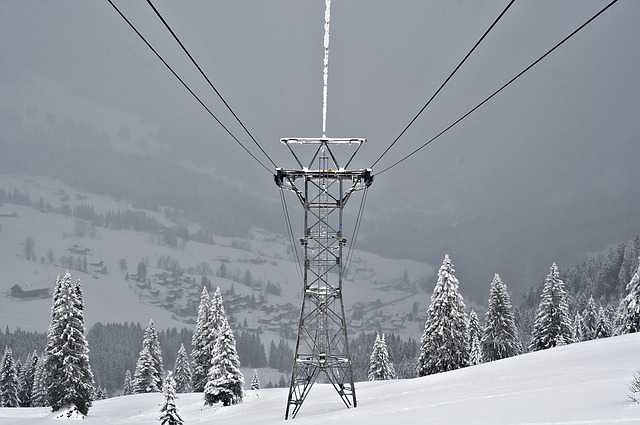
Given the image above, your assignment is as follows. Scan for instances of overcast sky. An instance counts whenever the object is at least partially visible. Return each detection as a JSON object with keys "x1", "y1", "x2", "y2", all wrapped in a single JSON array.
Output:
[{"x1": 1, "y1": 1, "x2": 638, "y2": 300}]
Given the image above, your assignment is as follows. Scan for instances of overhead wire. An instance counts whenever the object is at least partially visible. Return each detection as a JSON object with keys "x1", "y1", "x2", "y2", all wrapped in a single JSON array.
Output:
[
  {"x1": 106, "y1": 0, "x2": 273, "y2": 175},
  {"x1": 280, "y1": 188, "x2": 304, "y2": 283},
  {"x1": 343, "y1": 187, "x2": 368, "y2": 280},
  {"x1": 376, "y1": 0, "x2": 619, "y2": 176},
  {"x1": 145, "y1": 0, "x2": 277, "y2": 169},
  {"x1": 370, "y1": 0, "x2": 516, "y2": 169}
]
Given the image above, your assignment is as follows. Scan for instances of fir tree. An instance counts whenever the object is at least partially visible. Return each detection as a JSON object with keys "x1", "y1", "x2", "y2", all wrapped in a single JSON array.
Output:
[
  {"x1": 17, "y1": 350, "x2": 38, "y2": 407},
  {"x1": 468, "y1": 310, "x2": 483, "y2": 365},
  {"x1": 173, "y1": 344, "x2": 192, "y2": 393},
  {"x1": 469, "y1": 332, "x2": 483, "y2": 366},
  {"x1": 31, "y1": 357, "x2": 48, "y2": 407},
  {"x1": 368, "y1": 333, "x2": 396, "y2": 381},
  {"x1": 0, "y1": 346, "x2": 19, "y2": 407},
  {"x1": 191, "y1": 287, "x2": 211, "y2": 392},
  {"x1": 203, "y1": 318, "x2": 244, "y2": 406},
  {"x1": 582, "y1": 296, "x2": 598, "y2": 341},
  {"x1": 141, "y1": 320, "x2": 164, "y2": 390},
  {"x1": 43, "y1": 273, "x2": 94, "y2": 414},
  {"x1": 594, "y1": 306, "x2": 612, "y2": 339},
  {"x1": 250, "y1": 370, "x2": 260, "y2": 390},
  {"x1": 159, "y1": 372, "x2": 184, "y2": 425},
  {"x1": 122, "y1": 370, "x2": 133, "y2": 396},
  {"x1": 481, "y1": 274, "x2": 522, "y2": 362},
  {"x1": 417, "y1": 255, "x2": 469, "y2": 377},
  {"x1": 617, "y1": 259, "x2": 640, "y2": 335},
  {"x1": 573, "y1": 312, "x2": 584, "y2": 342},
  {"x1": 133, "y1": 346, "x2": 160, "y2": 393},
  {"x1": 530, "y1": 263, "x2": 573, "y2": 351}
]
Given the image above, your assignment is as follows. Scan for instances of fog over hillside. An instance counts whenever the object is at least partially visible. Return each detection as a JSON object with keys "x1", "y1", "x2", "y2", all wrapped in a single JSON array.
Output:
[{"x1": 1, "y1": 1, "x2": 639, "y2": 302}]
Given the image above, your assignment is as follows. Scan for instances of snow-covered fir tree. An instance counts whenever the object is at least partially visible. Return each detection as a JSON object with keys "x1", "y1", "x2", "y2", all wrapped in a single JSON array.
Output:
[
  {"x1": 573, "y1": 312, "x2": 584, "y2": 342},
  {"x1": 582, "y1": 296, "x2": 598, "y2": 341},
  {"x1": 142, "y1": 320, "x2": 164, "y2": 390},
  {"x1": 469, "y1": 332, "x2": 483, "y2": 366},
  {"x1": 31, "y1": 357, "x2": 48, "y2": 407},
  {"x1": 250, "y1": 369, "x2": 260, "y2": 390},
  {"x1": 482, "y1": 274, "x2": 522, "y2": 362},
  {"x1": 617, "y1": 258, "x2": 640, "y2": 335},
  {"x1": 468, "y1": 309, "x2": 483, "y2": 365},
  {"x1": 190, "y1": 287, "x2": 212, "y2": 392},
  {"x1": 209, "y1": 287, "x2": 227, "y2": 342},
  {"x1": 0, "y1": 346, "x2": 19, "y2": 407},
  {"x1": 122, "y1": 370, "x2": 133, "y2": 395},
  {"x1": 368, "y1": 333, "x2": 396, "y2": 381},
  {"x1": 417, "y1": 254, "x2": 469, "y2": 377},
  {"x1": 17, "y1": 350, "x2": 38, "y2": 407},
  {"x1": 594, "y1": 306, "x2": 612, "y2": 339},
  {"x1": 43, "y1": 273, "x2": 94, "y2": 415},
  {"x1": 203, "y1": 317, "x2": 244, "y2": 406},
  {"x1": 530, "y1": 263, "x2": 574, "y2": 351},
  {"x1": 158, "y1": 372, "x2": 184, "y2": 425},
  {"x1": 173, "y1": 344, "x2": 192, "y2": 393},
  {"x1": 133, "y1": 346, "x2": 160, "y2": 394}
]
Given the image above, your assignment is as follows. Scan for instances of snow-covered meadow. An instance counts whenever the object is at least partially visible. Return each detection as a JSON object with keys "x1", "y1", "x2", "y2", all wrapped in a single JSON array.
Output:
[{"x1": 2, "y1": 333, "x2": 639, "y2": 424}]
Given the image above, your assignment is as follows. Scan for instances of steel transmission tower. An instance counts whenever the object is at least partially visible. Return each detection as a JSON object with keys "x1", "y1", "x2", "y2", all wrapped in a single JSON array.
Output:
[{"x1": 275, "y1": 137, "x2": 373, "y2": 419}]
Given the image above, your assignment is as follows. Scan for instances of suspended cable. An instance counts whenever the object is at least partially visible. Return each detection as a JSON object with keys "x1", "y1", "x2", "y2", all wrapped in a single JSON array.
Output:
[
  {"x1": 146, "y1": 0, "x2": 277, "y2": 168},
  {"x1": 280, "y1": 188, "x2": 304, "y2": 283},
  {"x1": 106, "y1": 0, "x2": 272, "y2": 174},
  {"x1": 377, "y1": 0, "x2": 618, "y2": 176},
  {"x1": 343, "y1": 187, "x2": 368, "y2": 280},
  {"x1": 371, "y1": 0, "x2": 516, "y2": 169}
]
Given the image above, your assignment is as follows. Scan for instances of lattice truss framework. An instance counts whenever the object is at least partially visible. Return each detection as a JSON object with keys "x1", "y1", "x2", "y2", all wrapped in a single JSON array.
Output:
[{"x1": 275, "y1": 138, "x2": 372, "y2": 419}]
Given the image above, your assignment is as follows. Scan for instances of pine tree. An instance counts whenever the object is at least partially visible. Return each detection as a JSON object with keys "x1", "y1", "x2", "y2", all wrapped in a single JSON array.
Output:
[
  {"x1": 43, "y1": 273, "x2": 94, "y2": 415},
  {"x1": 133, "y1": 346, "x2": 160, "y2": 393},
  {"x1": 0, "y1": 346, "x2": 19, "y2": 407},
  {"x1": 141, "y1": 320, "x2": 164, "y2": 390},
  {"x1": 417, "y1": 255, "x2": 469, "y2": 377},
  {"x1": 122, "y1": 370, "x2": 133, "y2": 396},
  {"x1": 594, "y1": 306, "x2": 612, "y2": 339},
  {"x1": 191, "y1": 287, "x2": 211, "y2": 392},
  {"x1": 530, "y1": 263, "x2": 574, "y2": 351},
  {"x1": 468, "y1": 310, "x2": 483, "y2": 365},
  {"x1": 17, "y1": 350, "x2": 38, "y2": 407},
  {"x1": 469, "y1": 332, "x2": 483, "y2": 366},
  {"x1": 617, "y1": 259, "x2": 640, "y2": 335},
  {"x1": 582, "y1": 296, "x2": 598, "y2": 341},
  {"x1": 368, "y1": 333, "x2": 396, "y2": 381},
  {"x1": 203, "y1": 318, "x2": 244, "y2": 406},
  {"x1": 481, "y1": 274, "x2": 522, "y2": 362},
  {"x1": 31, "y1": 357, "x2": 48, "y2": 407},
  {"x1": 573, "y1": 312, "x2": 584, "y2": 342},
  {"x1": 158, "y1": 372, "x2": 184, "y2": 425},
  {"x1": 250, "y1": 370, "x2": 260, "y2": 390},
  {"x1": 173, "y1": 344, "x2": 192, "y2": 393}
]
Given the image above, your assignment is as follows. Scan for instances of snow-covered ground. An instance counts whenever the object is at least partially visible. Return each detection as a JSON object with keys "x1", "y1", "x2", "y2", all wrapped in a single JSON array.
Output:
[{"x1": 2, "y1": 333, "x2": 640, "y2": 424}]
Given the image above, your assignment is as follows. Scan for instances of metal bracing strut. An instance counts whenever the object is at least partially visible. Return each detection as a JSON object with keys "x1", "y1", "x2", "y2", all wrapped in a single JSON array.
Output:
[{"x1": 275, "y1": 137, "x2": 372, "y2": 419}]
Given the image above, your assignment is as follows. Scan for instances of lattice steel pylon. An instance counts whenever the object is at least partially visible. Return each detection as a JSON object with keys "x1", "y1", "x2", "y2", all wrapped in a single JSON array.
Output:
[{"x1": 275, "y1": 137, "x2": 373, "y2": 419}]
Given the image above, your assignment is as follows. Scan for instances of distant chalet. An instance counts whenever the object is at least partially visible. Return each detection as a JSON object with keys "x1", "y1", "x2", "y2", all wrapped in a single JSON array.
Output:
[{"x1": 10, "y1": 284, "x2": 50, "y2": 299}]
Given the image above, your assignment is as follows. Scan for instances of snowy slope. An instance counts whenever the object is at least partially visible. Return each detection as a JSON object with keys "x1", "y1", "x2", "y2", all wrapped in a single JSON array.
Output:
[
  {"x1": 0, "y1": 174, "x2": 434, "y2": 337},
  {"x1": 2, "y1": 333, "x2": 640, "y2": 424}
]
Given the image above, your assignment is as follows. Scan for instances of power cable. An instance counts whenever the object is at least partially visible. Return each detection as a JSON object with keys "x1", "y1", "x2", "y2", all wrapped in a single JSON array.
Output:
[
  {"x1": 280, "y1": 188, "x2": 304, "y2": 283},
  {"x1": 146, "y1": 0, "x2": 277, "y2": 168},
  {"x1": 371, "y1": 0, "x2": 516, "y2": 169},
  {"x1": 377, "y1": 0, "x2": 618, "y2": 176},
  {"x1": 343, "y1": 187, "x2": 368, "y2": 280},
  {"x1": 106, "y1": 0, "x2": 272, "y2": 174}
]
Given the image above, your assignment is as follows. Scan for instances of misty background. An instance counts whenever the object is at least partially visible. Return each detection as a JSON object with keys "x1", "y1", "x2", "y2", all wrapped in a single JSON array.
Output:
[{"x1": 1, "y1": 0, "x2": 638, "y2": 304}]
